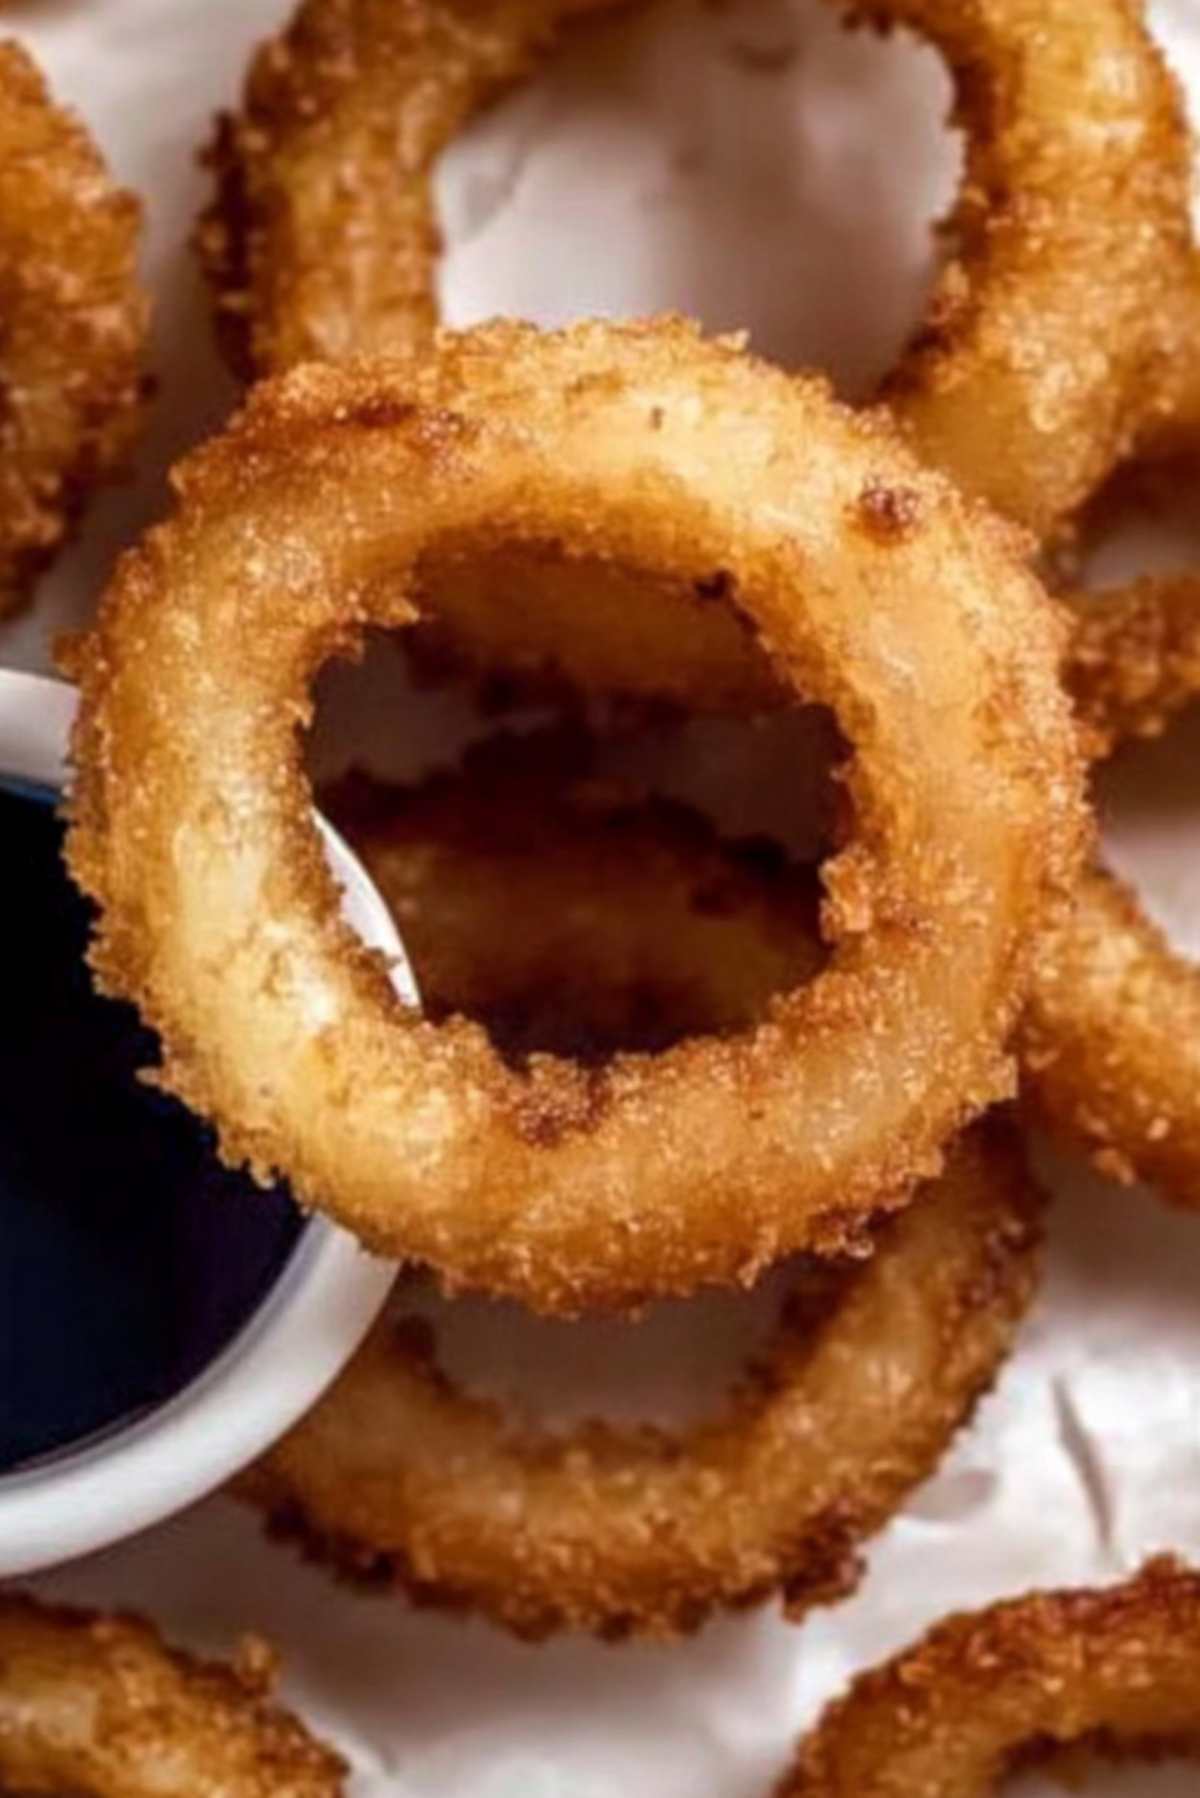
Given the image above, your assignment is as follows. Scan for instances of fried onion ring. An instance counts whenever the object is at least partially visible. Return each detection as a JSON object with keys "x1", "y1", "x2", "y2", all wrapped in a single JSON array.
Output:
[
  {"x1": 197, "y1": 0, "x2": 613, "y2": 378},
  {"x1": 1024, "y1": 863, "x2": 1200, "y2": 1204},
  {"x1": 779, "y1": 1558, "x2": 1200, "y2": 1795},
  {"x1": 240, "y1": 749, "x2": 1041, "y2": 1638},
  {"x1": 854, "y1": 0, "x2": 1196, "y2": 537},
  {"x1": 65, "y1": 319, "x2": 1083, "y2": 1312},
  {"x1": 1021, "y1": 450, "x2": 1200, "y2": 1202},
  {"x1": 0, "y1": 1593, "x2": 345, "y2": 1796},
  {"x1": 0, "y1": 40, "x2": 148, "y2": 613},
  {"x1": 199, "y1": 0, "x2": 1193, "y2": 540},
  {"x1": 246, "y1": 1123, "x2": 1040, "y2": 1641}
]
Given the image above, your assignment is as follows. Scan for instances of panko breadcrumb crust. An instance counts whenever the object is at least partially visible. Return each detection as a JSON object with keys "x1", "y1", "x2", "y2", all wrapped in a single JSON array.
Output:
[
  {"x1": 0, "y1": 40, "x2": 148, "y2": 613},
  {"x1": 0, "y1": 1594, "x2": 345, "y2": 1797},
  {"x1": 238, "y1": 750, "x2": 1041, "y2": 1639},
  {"x1": 199, "y1": 0, "x2": 1195, "y2": 541},
  {"x1": 779, "y1": 1558, "x2": 1200, "y2": 1795},
  {"x1": 64, "y1": 319, "x2": 1085, "y2": 1314}
]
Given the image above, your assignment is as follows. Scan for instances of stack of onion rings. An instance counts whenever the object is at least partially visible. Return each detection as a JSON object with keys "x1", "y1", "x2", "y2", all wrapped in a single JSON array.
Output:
[
  {"x1": 199, "y1": 0, "x2": 1195, "y2": 542},
  {"x1": 0, "y1": 1593, "x2": 345, "y2": 1796},
  {"x1": 64, "y1": 319, "x2": 1084, "y2": 1313},
  {"x1": 0, "y1": 40, "x2": 148, "y2": 613},
  {"x1": 779, "y1": 1558, "x2": 1200, "y2": 1795}
]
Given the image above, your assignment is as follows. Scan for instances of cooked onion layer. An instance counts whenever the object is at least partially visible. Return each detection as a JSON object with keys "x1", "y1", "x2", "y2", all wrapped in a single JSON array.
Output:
[
  {"x1": 0, "y1": 40, "x2": 148, "y2": 613},
  {"x1": 65, "y1": 320, "x2": 1083, "y2": 1312},
  {"x1": 0, "y1": 1594, "x2": 344, "y2": 1797},
  {"x1": 199, "y1": 0, "x2": 1194, "y2": 542},
  {"x1": 780, "y1": 1559, "x2": 1200, "y2": 1795}
]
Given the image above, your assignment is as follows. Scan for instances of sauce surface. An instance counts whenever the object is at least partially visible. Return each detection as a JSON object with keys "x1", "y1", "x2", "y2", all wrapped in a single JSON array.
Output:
[{"x1": 0, "y1": 787, "x2": 300, "y2": 1473}]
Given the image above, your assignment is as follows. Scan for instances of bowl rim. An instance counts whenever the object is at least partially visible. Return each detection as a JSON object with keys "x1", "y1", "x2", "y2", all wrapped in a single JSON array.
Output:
[{"x1": 0, "y1": 668, "x2": 403, "y2": 1576}]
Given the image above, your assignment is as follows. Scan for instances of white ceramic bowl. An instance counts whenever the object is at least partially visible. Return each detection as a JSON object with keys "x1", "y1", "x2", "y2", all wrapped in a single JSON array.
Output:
[{"x1": 0, "y1": 669, "x2": 407, "y2": 1576}]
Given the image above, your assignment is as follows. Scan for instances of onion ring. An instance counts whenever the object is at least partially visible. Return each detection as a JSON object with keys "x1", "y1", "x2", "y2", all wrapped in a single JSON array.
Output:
[
  {"x1": 246, "y1": 1122, "x2": 1039, "y2": 1641},
  {"x1": 0, "y1": 40, "x2": 148, "y2": 613},
  {"x1": 0, "y1": 1592, "x2": 345, "y2": 1796},
  {"x1": 65, "y1": 319, "x2": 1083, "y2": 1312},
  {"x1": 241, "y1": 749, "x2": 1042, "y2": 1638},
  {"x1": 332, "y1": 723, "x2": 1200, "y2": 1212},
  {"x1": 779, "y1": 1558, "x2": 1200, "y2": 1795},
  {"x1": 198, "y1": 0, "x2": 1193, "y2": 540},
  {"x1": 196, "y1": 0, "x2": 614, "y2": 378}
]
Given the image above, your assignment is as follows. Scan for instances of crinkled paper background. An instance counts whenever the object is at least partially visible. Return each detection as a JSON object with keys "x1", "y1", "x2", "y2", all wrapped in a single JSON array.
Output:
[{"x1": 3, "y1": 1, "x2": 1200, "y2": 1791}]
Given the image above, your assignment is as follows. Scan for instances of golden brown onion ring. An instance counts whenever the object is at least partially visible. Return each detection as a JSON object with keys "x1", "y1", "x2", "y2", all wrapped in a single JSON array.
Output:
[
  {"x1": 0, "y1": 40, "x2": 148, "y2": 613},
  {"x1": 0, "y1": 1593, "x2": 345, "y2": 1796},
  {"x1": 854, "y1": 0, "x2": 1195, "y2": 537},
  {"x1": 65, "y1": 320, "x2": 1084, "y2": 1313},
  {"x1": 779, "y1": 1558, "x2": 1200, "y2": 1796},
  {"x1": 199, "y1": 0, "x2": 1193, "y2": 541},
  {"x1": 247, "y1": 1123, "x2": 1040, "y2": 1641},
  {"x1": 243, "y1": 750, "x2": 1041, "y2": 1639}
]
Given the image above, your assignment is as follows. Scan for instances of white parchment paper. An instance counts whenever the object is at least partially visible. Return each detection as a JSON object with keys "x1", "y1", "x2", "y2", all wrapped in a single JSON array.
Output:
[{"x1": 3, "y1": 1, "x2": 1200, "y2": 1791}]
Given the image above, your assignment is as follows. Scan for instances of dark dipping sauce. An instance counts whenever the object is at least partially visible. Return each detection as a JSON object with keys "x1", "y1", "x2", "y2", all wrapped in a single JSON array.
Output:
[{"x1": 0, "y1": 786, "x2": 302, "y2": 1474}]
